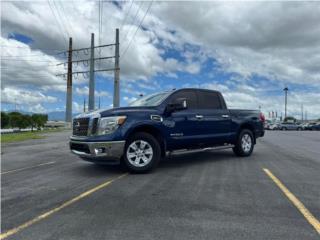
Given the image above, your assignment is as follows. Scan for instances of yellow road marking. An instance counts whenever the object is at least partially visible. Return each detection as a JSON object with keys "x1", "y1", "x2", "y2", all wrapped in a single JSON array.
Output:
[
  {"x1": 1, "y1": 161, "x2": 56, "y2": 175},
  {"x1": 0, "y1": 173, "x2": 128, "y2": 239},
  {"x1": 263, "y1": 168, "x2": 320, "y2": 234}
]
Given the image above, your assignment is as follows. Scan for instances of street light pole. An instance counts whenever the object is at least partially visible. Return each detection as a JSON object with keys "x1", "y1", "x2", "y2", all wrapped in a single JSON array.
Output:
[{"x1": 283, "y1": 87, "x2": 289, "y2": 119}]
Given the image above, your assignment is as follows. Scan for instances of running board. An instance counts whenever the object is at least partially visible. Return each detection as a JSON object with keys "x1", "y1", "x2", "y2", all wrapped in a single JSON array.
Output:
[{"x1": 166, "y1": 144, "x2": 235, "y2": 156}]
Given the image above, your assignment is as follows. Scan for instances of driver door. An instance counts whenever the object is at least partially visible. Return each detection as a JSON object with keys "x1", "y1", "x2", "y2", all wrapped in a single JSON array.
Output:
[{"x1": 164, "y1": 90, "x2": 200, "y2": 150}]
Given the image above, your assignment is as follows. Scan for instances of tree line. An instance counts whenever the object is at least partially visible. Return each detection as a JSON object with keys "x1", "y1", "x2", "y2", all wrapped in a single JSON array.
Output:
[{"x1": 1, "y1": 112, "x2": 48, "y2": 130}]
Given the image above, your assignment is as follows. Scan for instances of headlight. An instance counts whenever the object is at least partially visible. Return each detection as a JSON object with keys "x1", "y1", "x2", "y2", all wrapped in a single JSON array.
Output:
[{"x1": 97, "y1": 116, "x2": 126, "y2": 135}]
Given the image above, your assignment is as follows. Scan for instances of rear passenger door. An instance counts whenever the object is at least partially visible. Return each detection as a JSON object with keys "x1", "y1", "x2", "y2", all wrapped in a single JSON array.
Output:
[{"x1": 196, "y1": 90, "x2": 231, "y2": 145}]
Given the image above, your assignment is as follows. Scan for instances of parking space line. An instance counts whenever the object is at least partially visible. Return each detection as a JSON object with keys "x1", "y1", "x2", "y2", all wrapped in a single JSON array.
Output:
[
  {"x1": 1, "y1": 161, "x2": 56, "y2": 175},
  {"x1": 263, "y1": 168, "x2": 320, "y2": 234},
  {"x1": 0, "y1": 173, "x2": 128, "y2": 240}
]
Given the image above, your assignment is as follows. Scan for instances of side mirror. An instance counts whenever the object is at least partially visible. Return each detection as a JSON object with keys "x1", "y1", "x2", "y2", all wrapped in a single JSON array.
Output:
[{"x1": 166, "y1": 98, "x2": 187, "y2": 113}]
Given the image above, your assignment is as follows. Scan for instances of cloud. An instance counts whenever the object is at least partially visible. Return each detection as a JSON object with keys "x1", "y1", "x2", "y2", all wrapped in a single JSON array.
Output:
[
  {"x1": 1, "y1": 1, "x2": 319, "y2": 118},
  {"x1": 1, "y1": 37, "x2": 66, "y2": 91},
  {"x1": 72, "y1": 101, "x2": 83, "y2": 113},
  {"x1": 151, "y1": 2, "x2": 320, "y2": 85},
  {"x1": 123, "y1": 96, "x2": 137, "y2": 104},
  {"x1": 75, "y1": 86, "x2": 111, "y2": 98},
  {"x1": 28, "y1": 103, "x2": 46, "y2": 113},
  {"x1": 1, "y1": 86, "x2": 57, "y2": 105}
]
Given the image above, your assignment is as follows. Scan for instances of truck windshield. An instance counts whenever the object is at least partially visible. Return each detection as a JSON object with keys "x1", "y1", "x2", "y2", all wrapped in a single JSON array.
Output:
[{"x1": 129, "y1": 92, "x2": 171, "y2": 107}]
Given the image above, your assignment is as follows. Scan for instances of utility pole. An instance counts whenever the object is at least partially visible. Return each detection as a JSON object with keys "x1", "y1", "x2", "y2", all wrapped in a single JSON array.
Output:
[
  {"x1": 305, "y1": 110, "x2": 308, "y2": 121},
  {"x1": 83, "y1": 98, "x2": 86, "y2": 112},
  {"x1": 98, "y1": 96, "x2": 101, "y2": 109},
  {"x1": 65, "y1": 37, "x2": 73, "y2": 123},
  {"x1": 113, "y1": 28, "x2": 120, "y2": 108},
  {"x1": 57, "y1": 31, "x2": 119, "y2": 112},
  {"x1": 301, "y1": 104, "x2": 304, "y2": 122},
  {"x1": 89, "y1": 33, "x2": 95, "y2": 111},
  {"x1": 283, "y1": 86, "x2": 288, "y2": 119}
]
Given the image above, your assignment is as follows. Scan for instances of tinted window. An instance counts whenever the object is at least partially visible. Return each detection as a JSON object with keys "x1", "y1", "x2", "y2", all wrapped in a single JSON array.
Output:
[
  {"x1": 198, "y1": 91, "x2": 222, "y2": 109},
  {"x1": 169, "y1": 90, "x2": 197, "y2": 109}
]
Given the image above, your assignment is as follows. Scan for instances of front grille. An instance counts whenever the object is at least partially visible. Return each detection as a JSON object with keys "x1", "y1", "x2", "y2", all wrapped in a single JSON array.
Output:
[
  {"x1": 91, "y1": 118, "x2": 99, "y2": 135},
  {"x1": 73, "y1": 118, "x2": 90, "y2": 136}
]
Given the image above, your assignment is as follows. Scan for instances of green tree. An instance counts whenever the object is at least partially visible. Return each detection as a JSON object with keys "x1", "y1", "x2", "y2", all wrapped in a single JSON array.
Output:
[
  {"x1": 1, "y1": 112, "x2": 10, "y2": 128},
  {"x1": 31, "y1": 114, "x2": 48, "y2": 130},
  {"x1": 8, "y1": 112, "x2": 23, "y2": 129},
  {"x1": 8, "y1": 112, "x2": 32, "y2": 129},
  {"x1": 284, "y1": 116, "x2": 296, "y2": 123}
]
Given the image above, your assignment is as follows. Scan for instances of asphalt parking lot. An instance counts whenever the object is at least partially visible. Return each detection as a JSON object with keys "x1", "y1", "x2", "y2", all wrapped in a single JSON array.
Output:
[{"x1": 1, "y1": 130, "x2": 320, "y2": 240}]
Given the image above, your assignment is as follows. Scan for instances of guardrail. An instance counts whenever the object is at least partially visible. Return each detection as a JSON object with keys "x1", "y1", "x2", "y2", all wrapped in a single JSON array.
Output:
[{"x1": 1, "y1": 128, "x2": 34, "y2": 134}]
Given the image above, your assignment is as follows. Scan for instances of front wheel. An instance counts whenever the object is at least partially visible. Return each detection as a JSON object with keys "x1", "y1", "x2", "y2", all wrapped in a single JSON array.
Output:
[
  {"x1": 233, "y1": 129, "x2": 254, "y2": 157},
  {"x1": 123, "y1": 132, "x2": 161, "y2": 173}
]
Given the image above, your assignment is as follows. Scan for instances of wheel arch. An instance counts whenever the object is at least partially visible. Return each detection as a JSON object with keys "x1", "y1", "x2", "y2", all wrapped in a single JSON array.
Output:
[
  {"x1": 125, "y1": 124, "x2": 166, "y2": 158},
  {"x1": 237, "y1": 123, "x2": 256, "y2": 144}
]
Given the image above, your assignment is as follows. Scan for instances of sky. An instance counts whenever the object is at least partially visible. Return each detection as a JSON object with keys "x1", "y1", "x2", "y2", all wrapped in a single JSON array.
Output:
[{"x1": 1, "y1": 0, "x2": 320, "y2": 120}]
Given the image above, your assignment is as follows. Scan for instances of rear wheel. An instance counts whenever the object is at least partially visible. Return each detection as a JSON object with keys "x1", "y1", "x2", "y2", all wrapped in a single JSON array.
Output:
[
  {"x1": 123, "y1": 132, "x2": 161, "y2": 173},
  {"x1": 233, "y1": 129, "x2": 254, "y2": 157}
]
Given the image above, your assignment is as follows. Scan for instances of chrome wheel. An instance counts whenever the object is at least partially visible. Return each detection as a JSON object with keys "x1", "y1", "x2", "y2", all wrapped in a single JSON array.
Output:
[
  {"x1": 241, "y1": 133, "x2": 252, "y2": 153},
  {"x1": 126, "y1": 140, "x2": 153, "y2": 167}
]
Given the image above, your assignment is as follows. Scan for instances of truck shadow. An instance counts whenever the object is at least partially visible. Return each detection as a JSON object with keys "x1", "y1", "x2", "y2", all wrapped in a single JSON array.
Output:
[
  {"x1": 159, "y1": 150, "x2": 237, "y2": 170},
  {"x1": 74, "y1": 149, "x2": 247, "y2": 176}
]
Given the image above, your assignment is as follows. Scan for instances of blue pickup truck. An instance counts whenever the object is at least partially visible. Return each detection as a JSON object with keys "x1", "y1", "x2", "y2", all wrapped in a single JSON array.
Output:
[{"x1": 70, "y1": 88, "x2": 265, "y2": 172}]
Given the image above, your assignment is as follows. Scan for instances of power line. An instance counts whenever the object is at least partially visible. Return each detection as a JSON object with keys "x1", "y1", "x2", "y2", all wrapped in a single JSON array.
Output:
[
  {"x1": 121, "y1": 1, "x2": 144, "y2": 43},
  {"x1": 1, "y1": 54, "x2": 53, "y2": 58},
  {"x1": 121, "y1": 0, "x2": 153, "y2": 57},
  {"x1": 0, "y1": 45, "x2": 63, "y2": 51},
  {"x1": 51, "y1": 0, "x2": 71, "y2": 38},
  {"x1": 2, "y1": 59, "x2": 60, "y2": 63},
  {"x1": 120, "y1": 0, "x2": 134, "y2": 31},
  {"x1": 47, "y1": 0, "x2": 68, "y2": 46},
  {"x1": 58, "y1": 1, "x2": 76, "y2": 37}
]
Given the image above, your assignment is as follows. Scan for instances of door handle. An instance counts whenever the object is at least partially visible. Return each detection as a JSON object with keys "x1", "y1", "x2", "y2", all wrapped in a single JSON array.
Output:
[
  {"x1": 195, "y1": 115, "x2": 203, "y2": 120},
  {"x1": 222, "y1": 114, "x2": 229, "y2": 118}
]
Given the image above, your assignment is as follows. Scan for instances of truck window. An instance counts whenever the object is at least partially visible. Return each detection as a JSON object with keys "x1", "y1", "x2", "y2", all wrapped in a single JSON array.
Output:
[
  {"x1": 198, "y1": 91, "x2": 222, "y2": 109},
  {"x1": 169, "y1": 90, "x2": 197, "y2": 109}
]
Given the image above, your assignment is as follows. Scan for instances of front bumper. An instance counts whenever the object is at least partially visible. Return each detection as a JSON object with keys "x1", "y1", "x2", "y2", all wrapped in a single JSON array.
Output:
[{"x1": 70, "y1": 139, "x2": 125, "y2": 162}]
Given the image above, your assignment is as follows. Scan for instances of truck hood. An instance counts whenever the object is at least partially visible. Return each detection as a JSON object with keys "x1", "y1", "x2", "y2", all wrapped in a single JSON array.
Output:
[
  {"x1": 75, "y1": 106, "x2": 161, "y2": 119},
  {"x1": 101, "y1": 106, "x2": 161, "y2": 117}
]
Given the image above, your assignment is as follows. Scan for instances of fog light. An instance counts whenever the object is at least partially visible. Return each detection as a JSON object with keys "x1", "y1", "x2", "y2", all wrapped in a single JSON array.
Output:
[{"x1": 94, "y1": 148, "x2": 105, "y2": 155}]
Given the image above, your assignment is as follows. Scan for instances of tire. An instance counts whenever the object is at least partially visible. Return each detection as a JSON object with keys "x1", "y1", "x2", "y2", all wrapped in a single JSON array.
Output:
[
  {"x1": 233, "y1": 129, "x2": 254, "y2": 157},
  {"x1": 123, "y1": 132, "x2": 161, "y2": 173}
]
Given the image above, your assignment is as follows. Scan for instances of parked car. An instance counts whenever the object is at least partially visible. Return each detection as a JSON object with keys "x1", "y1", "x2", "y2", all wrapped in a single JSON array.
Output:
[
  {"x1": 304, "y1": 122, "x2": 319, "y2": 130},
  {"x1": 264, "y1": 120, "x2": 272, "y2": 130},
  {"x1": 70, "y1": 88, "x2": 265, "y2": 173},
  {"x1": 279, "y1": 122, "x2": 302, "y2": 131},
  {"x1": 269, "y1": 123, "x2": 280, "y2": 130},
  {"x1": 310, "y1": 123, "x2": 320, "y2": 131},
  {"x1": 301, "y1": 122, "x2": 310, "y2": 130}
]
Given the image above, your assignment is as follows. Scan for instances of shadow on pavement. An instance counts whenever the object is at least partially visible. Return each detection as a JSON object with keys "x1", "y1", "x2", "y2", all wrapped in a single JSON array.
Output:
[
  {"x1": 158, "y1": 150, "x2": 237, "y2": 170},
  {"x1": 73, "y1": 149, "x2": 243, "y2": 175}
]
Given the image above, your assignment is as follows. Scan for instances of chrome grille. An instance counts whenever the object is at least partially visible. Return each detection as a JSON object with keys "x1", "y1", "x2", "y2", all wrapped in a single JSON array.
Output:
[
  {"x1": 91, "y1": 118, "x2": 99, "y2": 135},
  {"x1": 73, "y1": 118, "x2": 90, "y2": 136}
]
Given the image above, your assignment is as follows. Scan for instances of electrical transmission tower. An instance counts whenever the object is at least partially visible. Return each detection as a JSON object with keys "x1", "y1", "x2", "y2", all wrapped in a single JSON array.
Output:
[{"x1": 57, "y1": 29, "x2": 120, "y2": 123}]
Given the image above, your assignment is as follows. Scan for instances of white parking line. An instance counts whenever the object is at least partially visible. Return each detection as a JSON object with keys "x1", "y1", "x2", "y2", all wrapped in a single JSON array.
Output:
[{"x1": 1, "y1": 161, "x2": 56, "y2": 175}]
